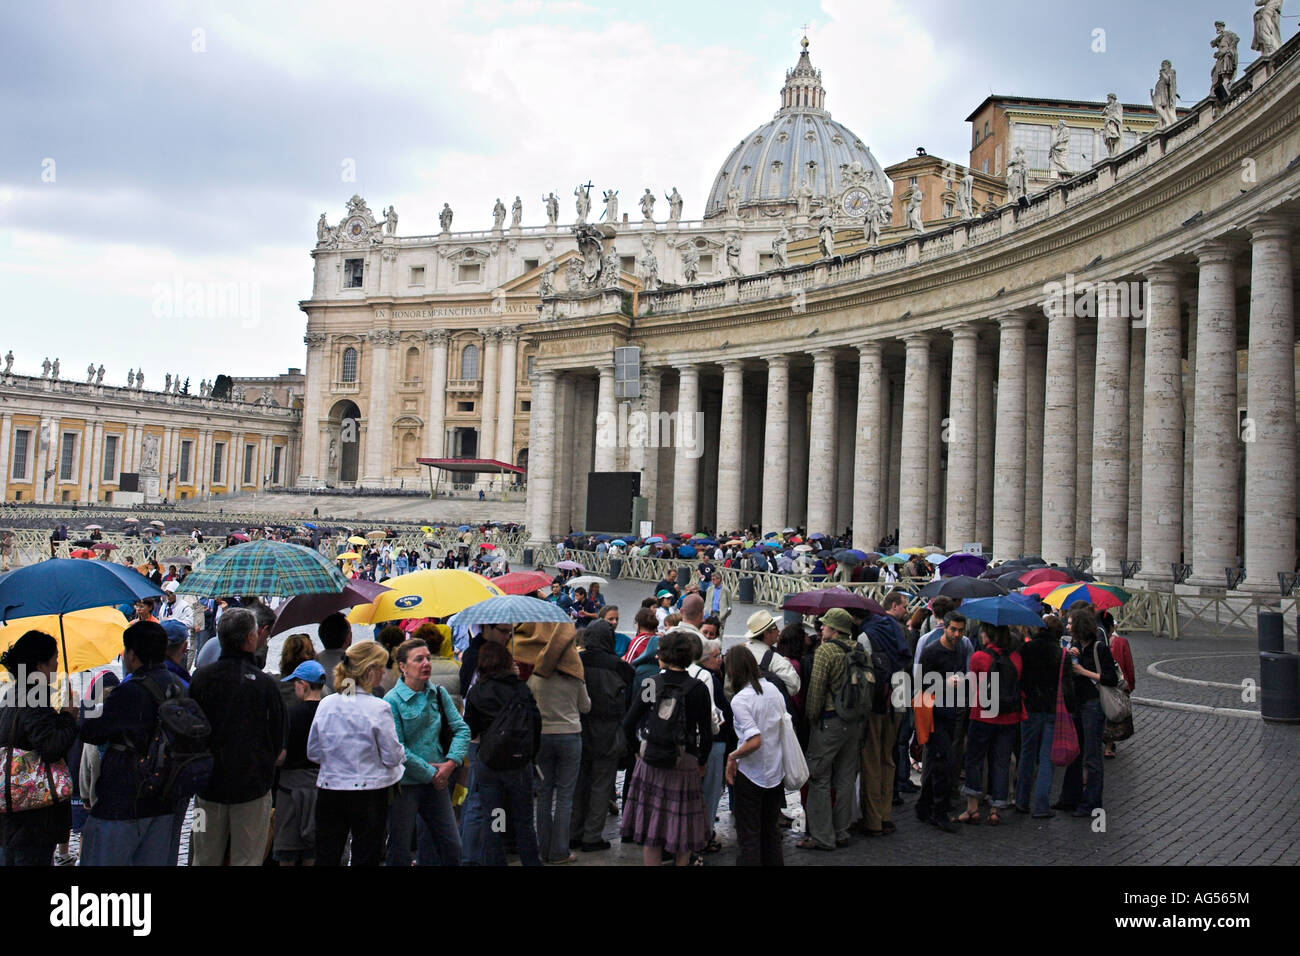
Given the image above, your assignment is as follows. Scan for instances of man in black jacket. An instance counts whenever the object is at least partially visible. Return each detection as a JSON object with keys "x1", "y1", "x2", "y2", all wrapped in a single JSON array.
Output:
[
  {"x1": 79, "y1": 621, "x2": 184, "y2": 865},
  {"x1": 570, "y1": 619, "x2": 633, "y2": 851},
  {"x1": 188, "y1": 607, "x2": 284, "y2": 866}
]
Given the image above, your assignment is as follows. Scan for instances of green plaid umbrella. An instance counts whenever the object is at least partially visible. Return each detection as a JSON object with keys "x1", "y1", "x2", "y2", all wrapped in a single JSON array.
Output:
[{"x1": 175, "y1": 540, "x2": 348, "y2": 598}]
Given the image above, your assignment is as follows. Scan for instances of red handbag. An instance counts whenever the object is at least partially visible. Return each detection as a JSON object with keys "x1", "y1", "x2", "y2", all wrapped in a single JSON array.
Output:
[{"x1": 1049, "y1": 650, "x2": 1080, "y2": 766}]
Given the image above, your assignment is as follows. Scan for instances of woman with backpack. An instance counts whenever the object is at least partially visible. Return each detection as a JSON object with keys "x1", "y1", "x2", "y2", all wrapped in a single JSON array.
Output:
[
  {"x1": 620, "y1": 629, "x2": 714, "y2": 867},
  {"x1": 464, "y1": 641, "x2": 543, "y2": 867},
  {"x1": 959, "y1": 623, "x2": 1025, "y2": 825}
]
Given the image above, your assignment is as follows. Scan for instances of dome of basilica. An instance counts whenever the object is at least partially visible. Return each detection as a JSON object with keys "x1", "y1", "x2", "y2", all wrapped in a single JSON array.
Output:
[{"x1": 704, "y1": 38, "x2": 891, "y2": 221}]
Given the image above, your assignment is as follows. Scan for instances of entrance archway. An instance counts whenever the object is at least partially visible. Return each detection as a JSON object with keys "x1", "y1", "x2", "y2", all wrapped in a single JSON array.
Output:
[{"x1": 328, "y1": 399, "x2": 361, "y2": 485}]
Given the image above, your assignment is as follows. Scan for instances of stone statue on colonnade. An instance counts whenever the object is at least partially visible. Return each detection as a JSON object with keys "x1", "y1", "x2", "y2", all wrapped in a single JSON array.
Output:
[
  {"x1": 1050, "y1": 120, "x2": 1071, "y2": 177},
  {"x1": 681, "y1": 245, "x2": 700, "y2": 283},
  {"x1": 511, "y1": 196, "x2": 523, "y2": 228},
  {"x1": 956, "y1": 169, "x2": 975, "y2": 219},
  {"x1": 905, "y1": 187, "x2": 925, "y2": 233},
  {"x1": 772, "y1": 223, "x2": 790, "y2": 268},
  {"x1": 1211, "y1": 21, "x2": 1240, "y2": 97},
  {"x1": 492, "y1": 198, "x2": 507, "y2": 231},
  {"x1": 666, "y1": 187, "x2": 683, "y2": 222},
  {"x1": 4, "y1": 351, "x2": 13, "y2": 374},
  {"x1": 574, "y1": 184, "x2": 592, "y2": 225},
  {"x1": 1151, "y1": 60, "x2": 1179, "y2": 129},
  {"x1": 1102, "y1": 94, "x2": 1123, "y2": 158},
  {"x1": 639, "y1": 189, "x2": 655, "y2": 220},
  {"x1": 1006, "y1": 148, "x2": 1029, "y2": 204},
  {"x1": 1252, "y1": 0, "x2": 1283, "y2": 57},
  {"x1": 439, "y1": 203, "x2": 454, "y2": 232},
  {"x1": 543, "y1": 192, "x2": 559, "y2": 226}
]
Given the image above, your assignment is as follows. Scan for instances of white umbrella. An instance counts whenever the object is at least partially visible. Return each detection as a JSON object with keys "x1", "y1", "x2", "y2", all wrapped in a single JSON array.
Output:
[{"x1": 566, "y1": 574, "x2": 608, "y2": 588}]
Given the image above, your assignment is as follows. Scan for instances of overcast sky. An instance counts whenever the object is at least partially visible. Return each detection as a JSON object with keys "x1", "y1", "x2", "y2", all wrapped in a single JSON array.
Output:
[{"x1": 0, "y1": 0, "x2": 1280, "y2": 385}]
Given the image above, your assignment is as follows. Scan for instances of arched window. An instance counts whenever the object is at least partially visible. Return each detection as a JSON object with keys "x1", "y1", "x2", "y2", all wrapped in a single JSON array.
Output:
[
  {"x1": 526, "y1": 354, "x2": 535, "y2": 378},
  {"x1": 341, "y1": 347, "x2": 358, "y2": 383},
  {"x1": 462, "y1": 344, "x2": 479, "y2": 381},
  {"x1": 404, "y1": 346, "x2": 420, "y2": 382}
]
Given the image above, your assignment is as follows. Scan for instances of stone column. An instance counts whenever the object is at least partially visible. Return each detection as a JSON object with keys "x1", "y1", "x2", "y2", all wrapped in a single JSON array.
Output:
[
  {"x1": 1041, "y1": 310, "x2": 1077, "y2": 565},
  {"x1": 526, "y1": 370, "x2": 557, "y2": 545},
  {"x1": 1074, "y1": 326, "x2": 1096, "y2": 558},
  {"x1": 551, "y1": 373, "x2": 575, "y2": 534},
  {"x1": 495, "y1": 329, "x2": 519, "y2": 465},
  {"x1": 1090, "y1": 288, "x2": 1130, "y2": 576},
  {"x1": 1127, "y1": 326, "x2": 1145, "y2": 562},
  {"x1": 571, "y1": 379, "x2": 595, "y2": 530},
  {"x1": 1182, "y1": 293, "x2": 1197, "y2": 563},
  {"x1": 899, "y1": 333, "x2": 931, "y2": 546},
  {"x1": 993, "y1": 314, "x2": 1027, "y2": 560},
  {"x1": 479, "y1": 331, "x2": 500, "y2": 468},
  {"x1": 1189, "y1": 241, "x2": 1239, "y2": 586},
  {"x1": 888, "y1": 375, "x2": 903, "y2": 535},
  {"x1": 837, "y1": 374, "x2": 856, "y2": 535},
  {"x1": 806, "y1": 350, "x2": 838, "y2": 533},
  {"x1": 1242, "y1": 217, "x2": 1296, "y2": 591},
  {"x1": 926, "y1": 359, "x2": 943, "y2": 544},
  {"x1": 298, "y1": 333, "x2": 327, "y2": 485},
  {"x1": 629, "y1": 367, "x2": 662, "y2": 523},
  {"x1": 786, "y1": 384, "x2": 808, "y2": 528},
  {"x1": 852, "y1": 343, "x2": 883, "y2": 550},
  {"x1": 425, "y1": 331, "x2": 449, "y2": 459},
  {"x1": 1023, "y1": 329, "x2": 1047, "y2": 557},
  {"x1": 674, "y1": 365, "x2": 701, "y2": 533},
  {"x1": 700, "y1": 392, "x2": 721, "y2": 530},
  {"x1": 975, "y1": 346, "x2": 995, "y2": 549},
  {"x1": 1139, "y1": 265, "x2": 1184, "y2": 585},
  {"x1": 877, "y1": 370, "x2": 891, "y2": 538},
  {"x1": 762, "y1": 356, "x2": 791, "y2": 533},
  {"x1": 593, "y1": 363, "x2": 617, "y2": 473},
  {"x1": 363, "y1": 330, "x2": 395, "y2": 484},
  {"x1": 0, "y1": 413, "x2": 9, "y2": 502},
  {"x1": 716, "y1": 360, "x2": 745, "y2": 533},
  {"x1": 945, "y1": 325, "x2": 978, "y2": 550},
  {"x1": 743, "y1": 390, "x2": 765, "y2": 527}
]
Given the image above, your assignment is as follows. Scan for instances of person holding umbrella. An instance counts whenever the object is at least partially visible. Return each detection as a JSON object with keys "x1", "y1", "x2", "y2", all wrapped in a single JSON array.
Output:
[
  {"x1": 958, "y1": 625, "x2": 1025, "y2": 826},
  {"x1": 0, "y1": 631, "x2": 77, "y2": 866}
]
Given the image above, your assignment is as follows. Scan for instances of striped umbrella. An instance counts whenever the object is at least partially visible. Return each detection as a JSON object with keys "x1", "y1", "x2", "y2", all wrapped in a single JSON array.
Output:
[
  {"x1": 453, "y1": 595, "x2": 573, "y2": 628},
  {"x1": 176, "y1": 540, "x2": 348, "y2": 598},
  {"x1": 1042, "y1": 582, "x2": 1129, "y2": 612}
]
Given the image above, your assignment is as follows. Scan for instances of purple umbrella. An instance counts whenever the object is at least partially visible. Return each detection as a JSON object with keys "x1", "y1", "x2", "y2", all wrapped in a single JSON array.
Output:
[
  {"x1": 936, "y1": 553, "x2": 989, "y2": 578},
  {"x1": 270, "y1": 579, "x2": 390, "y2": 637},
  {"x1": 782, "y1": 589, "x2": 887, "y2": 617}
]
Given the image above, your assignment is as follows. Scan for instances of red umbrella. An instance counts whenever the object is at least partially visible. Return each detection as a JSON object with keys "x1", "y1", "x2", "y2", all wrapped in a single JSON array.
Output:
[
  {"x1": 782, "y1": 589, "x2": 886, "y2": 617},
  {"x1": 70, "y1": 548, "x2": 96, "y2": 559},
  {"x1": 1021, "y1": 580, "x2": 1066, "y2": 599},
  {"x1": 479, "y1": 543, "x2": 497, "y2": 550},
  {"x1": 491, "y1": 570, "x2": 554, "y2": 596},
  {"x1": 1019, "y1": 568, "x2": 1073, "y2": 587}
]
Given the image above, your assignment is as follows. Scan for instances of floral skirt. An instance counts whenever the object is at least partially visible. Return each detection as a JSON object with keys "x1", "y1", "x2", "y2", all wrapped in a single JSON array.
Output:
[{"x1": 620, "y1": 757, "x2": 708, "y2": 854}]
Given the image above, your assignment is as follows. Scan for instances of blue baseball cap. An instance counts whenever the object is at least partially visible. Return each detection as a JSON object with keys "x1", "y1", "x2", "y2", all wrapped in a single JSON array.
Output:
[
  {"x1": 281, "y1": 660, "x2": 327, "y2": 684},
  {"x1": 160, "y1": 619, "x2": 190, "y2": 646}
]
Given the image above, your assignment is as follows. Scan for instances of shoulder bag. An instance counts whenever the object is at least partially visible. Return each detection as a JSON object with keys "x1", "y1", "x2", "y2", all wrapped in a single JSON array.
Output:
[
  {"x1": 1093, "y1": 642, "x2": 1132, "y2": 722},
  {"x1": 2, "y1": 707, "x2": 73, "y2": 814}
]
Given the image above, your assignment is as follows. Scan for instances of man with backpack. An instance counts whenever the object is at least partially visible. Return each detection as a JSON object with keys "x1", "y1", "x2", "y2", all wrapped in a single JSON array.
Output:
[
  {"x1": 572, "y1": 619, "x2": 634, "y2": 852},
  {"x1": 189, "y1": 607, "x2": 285, "y2": 866},
  {"x1": 798, "y1": 607, "x2": 873, "y2": 852},
  {"x1": 740, "y1": 609, "x2": 800, "y2": 699},
  {"x1": 857, "y1": 599, "x2": 911, "y2": 837},
  {"x1": 78, "y1": 621, "x2": 200, "y2": 866}
]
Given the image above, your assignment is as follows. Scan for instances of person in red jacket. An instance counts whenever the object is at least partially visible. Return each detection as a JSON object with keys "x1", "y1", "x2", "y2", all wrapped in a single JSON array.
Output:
[
  {"x1": 958, "y1": 623, "x2": 1025, "y2": 826},
  {"x1": 1103, "y1": 623, "x2": 1135, "y2": 758}
]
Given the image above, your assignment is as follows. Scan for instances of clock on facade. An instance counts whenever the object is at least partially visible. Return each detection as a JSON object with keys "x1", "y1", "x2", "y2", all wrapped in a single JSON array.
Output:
[
  {"x1": 841, "y1": 188, "x2": 869, "y2": 216},
  {"x1": 345, "y1": 216, "x2": 367, "y2": 239}
]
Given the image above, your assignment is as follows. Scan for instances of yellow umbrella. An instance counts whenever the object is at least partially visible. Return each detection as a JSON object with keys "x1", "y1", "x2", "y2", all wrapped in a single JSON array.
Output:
[
  {"x1": 348, "y1": 536, "x2": 367, "y2": 546},
  {"x1": 348, "y1": 569, "x2": 503, "y2": 624},
  {"x1": 0, "y1": 606, "x2": 129, "y2": 674},
  {"x1": 337, "y1": 551, "x2": 361, "y2": 561},
  {"x1": 420, "y1": 526, "x2": 436, "y2": 534},
  {"x1": 901, "y1": 547, "x2": 929, "y2": 555}
]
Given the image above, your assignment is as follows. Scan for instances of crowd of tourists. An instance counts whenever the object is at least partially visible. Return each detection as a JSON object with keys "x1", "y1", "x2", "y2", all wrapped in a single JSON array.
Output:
[{"x1": 0, "y1": 545, "x2": 1135, "y2": 867}]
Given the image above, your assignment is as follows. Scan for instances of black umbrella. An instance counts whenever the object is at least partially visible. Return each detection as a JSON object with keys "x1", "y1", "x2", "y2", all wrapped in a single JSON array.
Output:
[
  {"x1": 918, "y1": 577, "x2": 1009, "y2": 600},
  {"x1": 996, "y1": 571, "x2": 1028, "y2": 589}
]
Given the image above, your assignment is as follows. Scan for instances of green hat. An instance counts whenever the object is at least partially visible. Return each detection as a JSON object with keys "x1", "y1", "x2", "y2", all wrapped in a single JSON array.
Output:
[{"x1": 821, "y1": 607, "x2": 855, "y2": 636}]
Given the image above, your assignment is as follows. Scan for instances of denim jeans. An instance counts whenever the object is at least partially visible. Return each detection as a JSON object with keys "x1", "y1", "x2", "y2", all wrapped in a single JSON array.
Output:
[
  {"x1": 700, "y1": 740, "x2": 727, "y2": 836},
  {"x1": 476, "y1": 757, "x2": 541, "y2": 867},
  {"x1": 571, "y1": 750, "x2": 619, "y2": 845},
  {"x1": 1016, "y1": 712, "x2": 1056, "y2": 815},
  {"x1": 79, "y1": 813, "x2": 175, "y2": 866},
  {"x1": 961, "y1": 721, "x2": 1016, "y2": 807},
  {"x1": 0, "y1": 843, "x2": 54, "y2": 866},
  {"x1": 534, "y1": 733, "x2": 582, "y2": 862},
  {"x1": 1059, "y1": 699, "x2": 1106, "y2": 810},
  {"x1": 386, "y1": 782, "x2": 461, "y2": 866},
  {"x1": 459, "y1": 741, "x2": 485, "y2": 865}
]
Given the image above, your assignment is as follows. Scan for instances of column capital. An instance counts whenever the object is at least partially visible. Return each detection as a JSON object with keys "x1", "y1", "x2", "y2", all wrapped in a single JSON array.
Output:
[
  {"x1": 678, "y1": 363, "x2": 700, "y2": 381},
  {"x1": 1142, "y1": 262, "x2": 1182, "y2": 284},
  {"x1": 947, "y1": 322, "x2": 980, "y2": 341},
  {"x1": 996, "y1": 313, "x2": 1028, "y2": 331},
  {"x1": 765, "y1": 353, "x2": 791, "y2": 370},
  {"x1": 901, "y1": 330, "x2": 931, "y2": 347},
  {"x1": 424, "y1": 329, "x2": 450, "y2": 345},
  {"x1": 497, "y1": 325, "x2": 520, "y2": 341},
  {"x1": 720, "y1": 358, "x2": 745, "y2": 373},
  {"x1": 1244, "y1": 211, "x2": 1296, "y2": 242},
  {"x1": 855, "y1": 339, "x2": 884, "y2": 357},
  {"x1": 1190, "y1": 237, "x2": 1243, "y2": 265},
  {"x1": 809, "y1": 347, "x2": 837, "y2": 361},
  {"x1": 535, "y1": 368, "x2": 557, "y2": 384}
]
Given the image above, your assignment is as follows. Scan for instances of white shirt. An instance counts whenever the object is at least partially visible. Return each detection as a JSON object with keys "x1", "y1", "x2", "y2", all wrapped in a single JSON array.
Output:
[
  {"x1": 686, "y1": 662, "x2": 723, "y2": 735},
  {"x1": 731, "y1": 678, "x2": 787, "y2": 789},
  {"x1": 744, "y1": 639, "x2": 800, "y2": 697},
  {"x1": 307, "y1": 690, "x2": 406, "y2": 790}
]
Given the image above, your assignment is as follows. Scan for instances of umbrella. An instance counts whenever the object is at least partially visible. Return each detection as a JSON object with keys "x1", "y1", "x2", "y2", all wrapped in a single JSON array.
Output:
[
  {"x1": 996, "y1": 571, "x2": 1028, "y2": 589},
  {"x1": 159, "y1": 556, "x2": 193, "y2": 567},
  {"x1": 70, "y1": 548, "x2": 96, "y2": 559},
  {"x1": 348, "y1": 536, "x2": 367, "y2": 546},
  {"x1": 880, "y1": 554, "x2": 909, "y2": 564},
  {"x1": 900, "y1": 547, "x2": 929, "y2": 555},
  {"x1": 782, "y1": 527, "x2": 795, "y2": 534},
  {"x1": 0, "y1": 606, "x2": 132, "y2": 675},
  {"x1": 794, "y1": 544, "x2": 813, "y2": 553},
  {"x1": 924, "y1": 552, "x2": 948, "y2": 564},
  {"x1": 957, "y1": 596, "x2": 1044, "y2": 628},
  {"x1": 593, "y1": 535, "x2": 613, "y2": 542},
  {"x1": 781, "y1": 589, "x2": 887, "y2": 617},
  {"x1": 833, "y1": 549, "x2": 869, "y2": 564},
  {"x1": 84, "y1": 524, "x2": 103, "y2": 531},
  {"x1": 556, "y1": 560, "x2": 585, "y2": 571},
  {"x1": 149, "y1": 520, "x2": 166, "y2": 528},
  {"x1": 1006, "y1": 593, "x2": 1045, "y2": 613},
  {"x1": 809, "y1": 533, "x2": 828, "y2": 540},
  {"x1": 610, "y1": 539, "x2": 628, "y2": 547},
  {"x1": 366, "y1": 530, "x2": 387, "y2": 540},
  {"x1": 73, "y1": 539, "x2": 95, "y2": 548},
  {"x1": 1019, "y1": 568, "x2": 1074, "y2": 587},
  {"x1": 692, "y1": 538, "x2": 718, "y2": 547},
  {"x1": 453, "y1": 595, "x2": 572, "y2": 628},
  {"x1": 123, "y1": 517, "x2": 139, "y2": 524},
  {"x1": 348, "y1": 569, "x2": 504, "y2": 624},
  {"x1": 229, "y1": 533, "x2": 251, "y2": 543},
  {"x1": 304, "y1": 522, "x2": 319, "y2": 530},
  {"x1": 0, "y1": 560, "x2": 163, "y2": 674},
  {"x1": 678, "y1": 545, "x2": 697, "y2": 558},
  {"x1": 566, "y1": 575, "x2": 608, "y2": 589},
  {"x1": 457, "y1": 525, "x2": 472, "y2": 532},
  {"x1": 1042, "y1": 583, "x2": 1128, "y2": 612},
  {"x1": 337, "y1": 551, "x2": 361, "y2": 561},
  {"x1": 176, "y1": 540, "x2": 348, "y2": 598},
  {"x1": 91, "y1": 542, "x2": 118, "y2": 552},
  {"x1": 491, "y1": 571, "x2": 554, "y2": 596},
  {"x1": 918, "y1": 577, "x2": 1009, "y2": 599},
  {"x1": 935, "y1": 553, "x2": 989, "y2": 578},
  {"x1": 761, "y1": 541, "x2": 783, "y2": 550},
  {"x1": 488, "y1": 553, "x2": 509, "y2": 565},
  {"x1": 644, "y1": 536, "x2": 664, "y2": 545},
  {"x1": 725, "y1": 538, "x2": 744, "y2": 546},
  {"x1": 478, "y1": 543, "x2": 497, "y2": 550},
  {"x1": 270, "y1": 579, "x2": 391, "y2": 637}
]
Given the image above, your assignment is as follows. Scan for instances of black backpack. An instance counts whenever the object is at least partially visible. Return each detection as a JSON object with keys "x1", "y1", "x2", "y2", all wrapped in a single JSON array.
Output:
[
  {"x1": 759, "y1": 648, "x2": 796, "y2": 714},
  {"x1": 637, "y1": 674, "x2": 700, "y2": 770},
  {"x1": 982, "y1": 649, "x2": 1021, "y2": 717},
  {"x1": 479, "y1": 684, "x2": 538, "y2": 770},
  {"x1": 131, "y1": 676, "x2": 214, "y2": 811}
]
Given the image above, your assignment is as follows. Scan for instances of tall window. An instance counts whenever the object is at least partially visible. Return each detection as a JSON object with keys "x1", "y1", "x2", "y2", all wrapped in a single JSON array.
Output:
[
  {"x1": 614, "y1": 347, "x2": 641, "y2": 399},
  {"x1": 341, "y1": 347, "x2": 358, "y2": 383},
  {"x1": 462, "y1": 344, "x2": 479, "y2": 380},
  {"x1": 59, "y1": 433, "x2": 76, "y2": 481},
  {"x1": 243, "y1": 444, "x2": 255, "y2": 485},
  {"x1": 404, "y1": 346, "x2": 420, "y2": 381},
  {"x1": 102, "y1": 435, "x2": 119, "y2": 482},
  {"x1": 179, "y1": 440, "x2": 192, "y2": 483},
  {"x1": 211, "y1": 442, "x2": 225, "y2": 483},
  {"x1": 344, "y1": 258, "x2": 364, "y2": 288},
  {"x1": 11, "y1": 429, "x2": 30, "y2": 479},
  {"x1": 1011, "y1": 123, "x2": 1051, "y2": 170},
  {"x1": 526, "y1": 355, "x2": 535, "y2": 378},
  {"x1": 1068, "y1": 127, "x2": 1095, "y2": 170},
  {"x1": 272, "y1": 446, "x2": 283, "y2": 484}
]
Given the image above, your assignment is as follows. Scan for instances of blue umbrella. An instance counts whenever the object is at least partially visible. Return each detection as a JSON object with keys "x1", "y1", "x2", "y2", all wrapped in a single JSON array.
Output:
[
  {"x1": 457, "y1": 525, "x2": 472, "y2": 532},
  {"x1": 0, "y1": 559, "x2": 165, "y2": 674},
  {"x1": 761, "y1": 541, "x2": 783, "y2": 550},
  {"x1": 645, "y1": 535, "x2": 664, "y2": 544},
  {"x1": 692, "y1": 538, "x2": 718, "y2": 547},
  {"x1": 610, "y1": 539, "x2": 627, "y2": 547},
  {"x1": 454, "y1": 595, "x2": 573, "y2": 627},
  {"x1": 594, "y1": 534, "x2": 613, "y2": 542},
  {"x1": 678, "y1": 545, "x2": 697, "y2": 558},
  {"x1": 957, "y1": 596, "x2": 1044, "y2": 628},
  {"x1": 303, "y1": 522, "x2": 318, "y2": 530},
  {"x1": 1006, "y1": 592, "x2": 1044, "y2": 613},
  {"x1": 743, "y1": 547, "x2": 765, "y2": 555}
]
